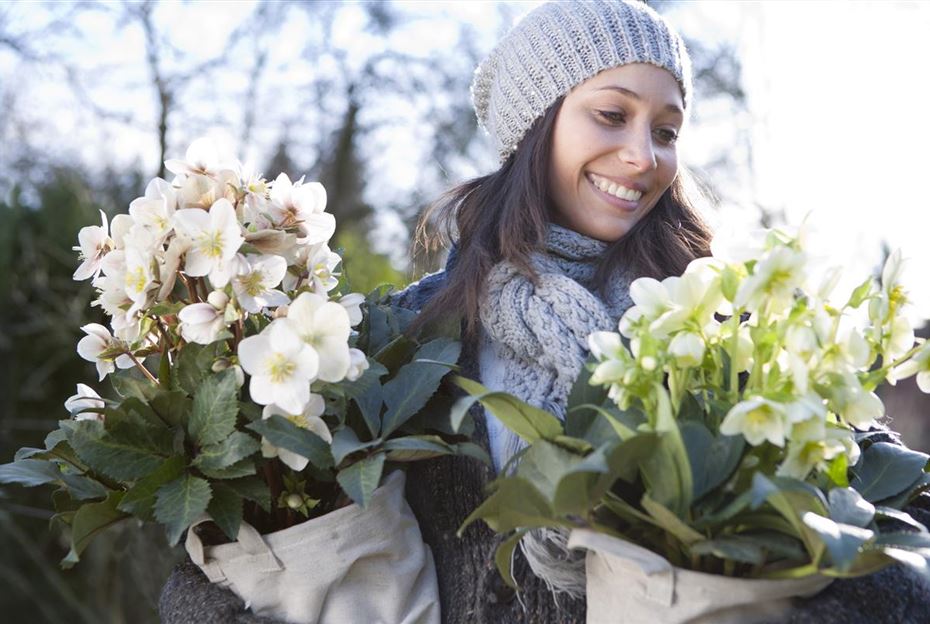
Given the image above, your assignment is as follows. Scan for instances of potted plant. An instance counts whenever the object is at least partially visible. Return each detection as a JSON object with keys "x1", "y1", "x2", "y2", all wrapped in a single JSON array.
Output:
[
  {"x1": 456, "y1": 223, "x2": 930, "y2": 623},
  {"x1": 0, "y1": 138, "x2": 480, "y2": 624}
]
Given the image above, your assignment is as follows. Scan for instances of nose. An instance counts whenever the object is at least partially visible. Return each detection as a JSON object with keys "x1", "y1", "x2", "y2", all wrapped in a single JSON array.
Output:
[{"x1": 616, "y1": 127, "x2": 657, "y2": 172}]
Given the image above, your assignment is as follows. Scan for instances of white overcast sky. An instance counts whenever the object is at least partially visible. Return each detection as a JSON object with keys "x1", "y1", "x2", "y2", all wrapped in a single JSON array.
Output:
[{"x1": 3, "y1": 1, "x2": 930, "y2": 319}]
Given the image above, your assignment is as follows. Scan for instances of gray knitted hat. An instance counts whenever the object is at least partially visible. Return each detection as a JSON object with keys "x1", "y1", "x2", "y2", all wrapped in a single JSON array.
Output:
[{"x1": 471, "y1": 0, "x2": 692, "y2": 162}]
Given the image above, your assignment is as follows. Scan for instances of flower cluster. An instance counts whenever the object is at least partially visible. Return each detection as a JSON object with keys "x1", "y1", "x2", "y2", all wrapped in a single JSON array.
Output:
[
  {"x1": 588, "y1": 223, "x2": 926, "y2": 480},
  {"x1": 72, "y1": 137, "x2": 367, "y2": 460}
]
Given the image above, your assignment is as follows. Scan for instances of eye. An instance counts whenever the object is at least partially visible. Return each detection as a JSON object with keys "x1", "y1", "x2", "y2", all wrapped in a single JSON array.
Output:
[
  {"x1": 654, "y1": 128, "x2": 679, "y2": 145},
  {"x1": 595, "y1": 110, "x2": 626, "y2": 125}
]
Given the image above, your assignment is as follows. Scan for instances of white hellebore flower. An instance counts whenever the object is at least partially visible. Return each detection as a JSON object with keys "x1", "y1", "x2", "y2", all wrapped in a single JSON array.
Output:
[
  {"x1": 77, "y1": 323, "x2": 134, "y2": 381},
  {"x1": 128, "y1": 177, "x2": 177, "y2": 241},
  {"x1": 269, "y1": 174, "x2": 335, "y2": 245},
  {"x1": 64, "y1": 383, "x2": 106, "y2": 421},
  {"x1": 346, "y1": 348, "x2": 370, "y2": 382},
  {"x1": 164, "y1": 137, "x2": 227, "y2": 177},
  {"x1": 890, "y1": 341, "x2": 930, "y2": 393},
  {"x1": 339, "y1": 293, "x2": 365, "y2": 327},
  {"x1": 178, "y1": 291, "x2": 229, "y2": 345},
  {"x1": 73, "y1": 210, "x2": 114, "y2": 281},
  {"x1": 260, "y1": 397, "x2": 332, "y2": 471},
  {"x1": 668, "y1": 332, "x2": 705, "y2": 368},
  {"x1": 238, "y1": 320, "x2": 319, "y2": 414},
  {"x1": 286, "y1": 291, "x2": 352, "y2": 383},
  {"x1": 231, "y1": 254, "x2": 289, "y2": 313},
  {"x1": 173, "y1": 198, "x2": 244, "y2": 288},
  {"x1": 720, "y1": 397, "x2": 788, "y2": 447},
  {"x1": 734, "y1": 246, "x2": 806, "y2": 313}
]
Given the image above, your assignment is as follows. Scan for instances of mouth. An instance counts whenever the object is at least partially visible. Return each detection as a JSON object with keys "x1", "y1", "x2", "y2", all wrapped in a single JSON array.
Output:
[{"x1": 586, "y1": 173, "x2": 644, "y2": 210}]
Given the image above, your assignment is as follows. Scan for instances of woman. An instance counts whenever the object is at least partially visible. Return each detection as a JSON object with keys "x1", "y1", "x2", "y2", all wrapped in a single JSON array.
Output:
[{"x1": 160, "y1": 2, "x2": 930, "y2": 622}]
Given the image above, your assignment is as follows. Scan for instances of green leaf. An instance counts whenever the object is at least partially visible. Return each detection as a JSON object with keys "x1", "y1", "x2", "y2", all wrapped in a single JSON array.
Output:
[
  {"x1": 494, "y1": 529, "x2": 530, "y2": 590},
  {"x1": 150, "y1": 390, "x2": 192, "y2": 428},
  {"x1": 516, "y1": 440, "x2": 589, "y2": 506},
  {"x1": 189, "y1": 369, "x2": 240, "y2": 446},
  {"x1": 566, "y1": 360, "x2": 607, "y2": 410},
  {"x1": 175, "y1": 342, "x2": 224, "y2": 395},
  {"x1": 65, "y1": 419, "x2": 165, "y2": 481},
  {"x1": 60, "y1": 474, "x2": 109, "y2": 500},
  {"x1": 681, "y1": 421, "x2": 744, "y2": 501},
  {"x1": 247, "y1": 415, "x2": 334, "y2": 469},
  {"x1": 109, "y1": 372, "x2": 159, "y2": 402},
  {"x1": 193, "y1": 432, "x2": 260, "y2": 472},
  {"x1": 828, "y1": 488, "x2": 876, "y2": 528},
  {"x1": 384, "y1": 435, "x2": 453, "y2": 462},
  {"x1": 336, "y1": 453, "x2": 386, "y2": 508},
  {"x1": 641, "y1": 494, "x2": 704, "y2": 546},
  {"x1": 380, "y1": 338, "x2": 461, "y2": 437},
  {"x1": 825, "y1": 453, "x2": 849, "y2": 488},
  {"x1": 802, "y1": 511, "x2": 874, "y2": 572},
  {"x1": 459, "y1": 477, "x2": 556, "y2": 535},
  {"x1": 0, "y1": 459, "x2": 62, "y2": 486},
  {"x1": 452, "y1": 442, "x2": 492, "y2": 466},
  {"x1": 61, "y1": 491, "x2": 129, "y2": 569},
  {"x1": 691, "y1": 537, "x2": 766, "y2": 565},
  {"x1": 750, "y1": 474, "x2": 829, "y2": 560},
  {"x1": 155, "y1": 474, "x2": 213, "y2": 545},
  {"x1": 850, "y1": 442, "x2": 930, "y2": 503},
  {"x1": 118, "y1": 456, "x2": 186, "y2": 520},
  {"x1": 207, "y1": 483, "x2": 243, "y2": 541},
  {"x1": 341, "y1": 364, "x2": 385, "y2": 437},
  {"x1": 639, "y1": 384, "x2": 693, "y2": 516},
  {"x1": 846, "y1": 275, "x2": 875, "y2": 309},
  {"x1": 331, "y1": 427, "x2": 381, "y2": 465},
  {"x1": 105, "y1": 399, "x2": 175, "y2": 454},
  {"x1": 224, "y1": 476, "x2": 271, "y2": 513},
  {"x1": 198, "y1": 457, "x2": 256, "y2": 480},
  {"x1": 450, "y1": 376, "x2": 563, "y2": 443},
  {"x1": 874, "y1": 506, "x2": 927, "y2": 532}
]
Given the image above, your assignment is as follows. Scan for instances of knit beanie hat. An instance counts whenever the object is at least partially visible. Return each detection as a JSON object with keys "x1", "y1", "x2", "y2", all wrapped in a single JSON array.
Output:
[{"x1": 471, "y1": 0, "x2": 692, "y2": 162}]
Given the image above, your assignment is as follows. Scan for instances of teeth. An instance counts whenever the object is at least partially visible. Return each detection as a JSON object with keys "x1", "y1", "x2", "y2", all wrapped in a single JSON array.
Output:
[{"x1": 590, "y1": 174, "x2": 643, "y2": 201}]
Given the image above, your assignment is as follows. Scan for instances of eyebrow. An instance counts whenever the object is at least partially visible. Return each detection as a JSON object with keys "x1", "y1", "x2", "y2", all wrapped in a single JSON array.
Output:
[{"x1": 596, "y1": 85, "x2": 684, "y2": 117}]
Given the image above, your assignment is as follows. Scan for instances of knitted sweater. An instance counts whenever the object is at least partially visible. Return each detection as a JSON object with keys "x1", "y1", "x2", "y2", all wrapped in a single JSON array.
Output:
[{"x1": 158, "y1": 234, "x2": 930, "y2": 624}]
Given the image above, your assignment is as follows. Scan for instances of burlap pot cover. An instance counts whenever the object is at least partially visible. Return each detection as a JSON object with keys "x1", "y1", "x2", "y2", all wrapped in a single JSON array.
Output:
[
  {"x1": 185, "y1": 470, "x2": 440, "y2": 624},
  {"x1": 568, "y1": 529, "x2": 833, "y2": 624}
]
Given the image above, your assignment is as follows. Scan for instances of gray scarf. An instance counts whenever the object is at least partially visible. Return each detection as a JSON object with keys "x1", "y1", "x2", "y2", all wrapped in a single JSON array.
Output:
[
  {"x1": 479, "y1": 223, "x2": 635, "y2": 468},
  {"x1": 478, "y1": 223, "x2": 636, "y2": 599}
]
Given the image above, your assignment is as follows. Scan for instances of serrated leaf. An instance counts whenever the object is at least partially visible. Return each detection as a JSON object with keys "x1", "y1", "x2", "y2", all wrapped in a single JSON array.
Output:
[
  {"x1": 384, "y1": 435, "x2": 453, "y2": 462},
  {"x1": 207, "y1": 483, "x2": 243, "y2": 541},
  {"x1": 341, "y1": 365, "x2": 384, "y2": 438},
  {"x1": 380, "y1": 338, "x2": 461, "y2": 437},
  {"x1": 198, "y1": 457, "x2": 256, "y2": 480},
  {"x1": 336, "y1": 453, "x2": 385, "y2": 508},
  {"x1": 175, "y1": 342, "x2": 223, "y2": 395},
  {"x1": 59, "y1": 474, "x2": 108, "y2": 501},
  {"x1": 224, "y1": 476, "x2": 271, "y2": 513},
  {"x1": 118, "y1": 456, "x2": 186, "y2": 520},
  {"x1": 189, "y1": 369, "x2": 239, "y2": 446},
  {"x1": 45, "y1": 428, "x2": 68, "y2": 450},
  {"x1": 66, "y1": 419, "x2": 165, "y2": 481},
  {"x1": 150, "y1": 390, "x2": 192, "y2": 428},
  {"x1": 247, "y1": 415, "x2": 333, "y2": 470},
  {"x1": 331, "y1": 427, "x2": 380, "y2": 466},
  {"x1": 106, "y1": 399, "x2": 175, "y2": 455},
  {"x1": 850, "y1": 442, "x2": 930, "y2": 503},
  {"x1": 155, "y1": 474, "x2": 212, "y2": 545},
  {"x1": 193, "y1": 432, "x2": 260, "y2": 472},
  {"x1": 109, "y1": 372, "x2": 159, "y2": 402},
  {"x1": 0, "y1": 459, "x2": 62, "y2": 486},
  {"x1": 61, "y1": 491, "x2": 129, "y2": 569}
]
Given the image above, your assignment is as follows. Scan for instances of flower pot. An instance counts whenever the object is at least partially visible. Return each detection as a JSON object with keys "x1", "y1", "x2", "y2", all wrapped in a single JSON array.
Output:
[
  {"x1": 185, "y1": 470, "x2": 440, "y2": 624},
  {"x1": 568, "y1": 529, "x2": 833, "y2": 624}
]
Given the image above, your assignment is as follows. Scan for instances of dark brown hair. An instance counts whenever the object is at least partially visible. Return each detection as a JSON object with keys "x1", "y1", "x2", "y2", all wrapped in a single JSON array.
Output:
[{"x1": 410, "y1": 97, "x2": 714, "y2": 340}]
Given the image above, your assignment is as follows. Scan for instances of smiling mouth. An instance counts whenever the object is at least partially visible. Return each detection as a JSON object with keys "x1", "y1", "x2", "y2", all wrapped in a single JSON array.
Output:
[{"x1": 587, "y1": 173, "x2": 644, "y2": 201}]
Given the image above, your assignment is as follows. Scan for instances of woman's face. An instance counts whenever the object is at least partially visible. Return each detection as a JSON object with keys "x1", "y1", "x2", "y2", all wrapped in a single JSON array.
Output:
[{"x1": 548, "y1": 63, "x2": 684, "y2": 242}]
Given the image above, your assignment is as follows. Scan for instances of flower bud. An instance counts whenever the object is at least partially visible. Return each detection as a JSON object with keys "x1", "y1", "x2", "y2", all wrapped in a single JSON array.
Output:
[
  {"x1": 286, "y1": 494, "x2": 303, "y2": 510},
  {"x1": 668, "y1": 332, "x2": 705, "y2": 368},
  {"x1": 207, "y1": 290, "x2": 229, "y2": 310},
  {"x1": 641, "y1": 356, "x2": 657, "y2": 372}
]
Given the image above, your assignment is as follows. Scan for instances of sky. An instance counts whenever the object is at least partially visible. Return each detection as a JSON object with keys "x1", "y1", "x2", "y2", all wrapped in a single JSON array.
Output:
[{"x1": 2, "y1": 0, "x2": 930, "y2": 319}]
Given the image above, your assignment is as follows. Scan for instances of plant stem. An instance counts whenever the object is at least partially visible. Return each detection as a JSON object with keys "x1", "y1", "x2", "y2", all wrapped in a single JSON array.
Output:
[{"x1": 126, "y1": 352, "x2": 159, "y2": 385}]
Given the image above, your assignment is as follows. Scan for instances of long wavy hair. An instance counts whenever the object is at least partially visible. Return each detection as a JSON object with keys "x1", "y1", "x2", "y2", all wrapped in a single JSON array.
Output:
[{"x1": 410, "y1": 96, "x2": 714, "y2": 340}]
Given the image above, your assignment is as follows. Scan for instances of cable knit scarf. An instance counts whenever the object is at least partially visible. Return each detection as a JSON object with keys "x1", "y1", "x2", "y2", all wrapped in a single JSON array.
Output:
[{"x1": 478, "y1": 224, "x2": 635, "y2": 469}]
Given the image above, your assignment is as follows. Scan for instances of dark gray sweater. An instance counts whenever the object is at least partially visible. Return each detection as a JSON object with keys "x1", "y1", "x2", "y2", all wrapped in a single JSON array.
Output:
[{"x1": 159, "y1": 259, "x2": 930, "y2": 624}]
